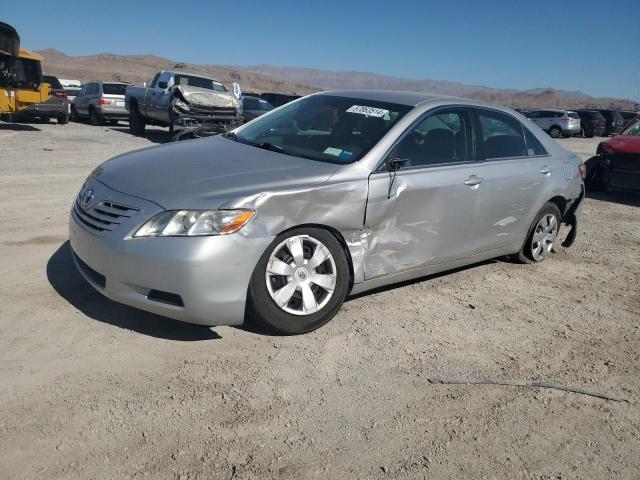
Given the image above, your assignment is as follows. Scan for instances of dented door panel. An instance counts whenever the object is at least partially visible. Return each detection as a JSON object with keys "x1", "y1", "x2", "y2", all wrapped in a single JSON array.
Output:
[{"x1": 363, "y1": 164, "x2": 483, "y2": 280}]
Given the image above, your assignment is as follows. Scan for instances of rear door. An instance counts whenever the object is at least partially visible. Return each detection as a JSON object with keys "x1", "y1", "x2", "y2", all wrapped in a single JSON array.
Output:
[
  {"x1": 364, "y1": 107, "x2": 484, "y2": 278},
  {"x1": 469, "y1": 108, "x2": 554, "y2": 253}
]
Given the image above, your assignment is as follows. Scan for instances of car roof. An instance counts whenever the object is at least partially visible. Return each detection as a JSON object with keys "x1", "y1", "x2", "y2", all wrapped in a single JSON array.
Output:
[
  {"x1": 321, "y1": 90, "x2": 451, "y2": 106},
  {"x1": 172, "y1": 71, "x2": 221, "y2": 81}
]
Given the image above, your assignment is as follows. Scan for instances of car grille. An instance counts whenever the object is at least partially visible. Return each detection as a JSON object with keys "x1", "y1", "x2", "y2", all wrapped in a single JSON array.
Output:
[
  {"x1": 189, "y1": 105, "x2": 238, "y2": 116},
  {"x1": 73, "y1": 197, "x2": 139, "y2": 233}
]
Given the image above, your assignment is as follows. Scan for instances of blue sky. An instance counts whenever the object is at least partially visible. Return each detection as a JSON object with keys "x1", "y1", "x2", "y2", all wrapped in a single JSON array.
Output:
[{"x1": 5, "y1": 0, "x2": 640, "y2": 100}]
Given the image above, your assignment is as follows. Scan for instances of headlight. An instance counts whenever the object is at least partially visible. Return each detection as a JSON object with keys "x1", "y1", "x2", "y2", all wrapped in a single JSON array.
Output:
[
  {"x1": 172, "y1": 98, "x2": 190, "y2": 112},
  {"x1": 133, "y1": 209, "x2": 255, "y2": 237}
]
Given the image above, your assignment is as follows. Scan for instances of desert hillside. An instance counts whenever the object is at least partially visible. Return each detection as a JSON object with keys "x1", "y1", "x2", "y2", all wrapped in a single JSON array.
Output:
[
  {"x1": 36, "y1": 49, "x2": 637, "y2": 110},
  {"x1": 243, "y1": 65, "x2": 637, "y2": 110},
  {"x1": 36, "y1": 49, "x2": 316, "y2": 95}
]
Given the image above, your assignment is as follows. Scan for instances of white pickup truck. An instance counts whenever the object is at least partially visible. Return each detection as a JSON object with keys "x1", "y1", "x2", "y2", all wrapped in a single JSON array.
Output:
[{"x1": 125, "y1": 70, "x2": 243, "y2": 139}]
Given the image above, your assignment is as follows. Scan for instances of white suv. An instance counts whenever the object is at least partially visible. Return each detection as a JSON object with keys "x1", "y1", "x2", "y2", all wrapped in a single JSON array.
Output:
[{"x1": 526, "y1": 109, "x2": 581, "y2": 138}]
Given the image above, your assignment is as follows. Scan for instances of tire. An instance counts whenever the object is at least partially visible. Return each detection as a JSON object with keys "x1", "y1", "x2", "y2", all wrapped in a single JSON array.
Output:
[
  {"x1": 89, "y1": 108, "x2": 103, "y2": 126},
  {"x1": 514, "y1": 203, "x2": 562, "y2": 264},
  {"x1": 69, "y1": 106, "x2": 78, "y2": 122},
  {"x1": 129, "y1": 105, "x2": 146, "y2": 136},
  {"x1": 57, "y1": 113, "x2": 68, "y2": 125},
  {"x1": 247, "y1": 227, "x2": 350, "y2": 335},
  {"x1": 549, "y1": 126, "x2": 562, "y2": 138}
]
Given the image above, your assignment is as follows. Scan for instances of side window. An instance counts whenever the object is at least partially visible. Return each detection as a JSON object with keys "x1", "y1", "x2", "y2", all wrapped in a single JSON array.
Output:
[
  {"x1": 391, "y1": 108, "x2": 472, "y2": 168},
  {"x1": 477, "y1": 109, "x2": 527, "y2": 160},
  {"x1": 524, "y1": 127, "x2": 548, "y2": 156},
  {"x1": 149, "y1": 73, "x2": 160, "y2": 88},
  {"x1": 87, "y1": 83, "x2": 96, "y2": 95},
  {"x1": 157, "y1": 71, "x2": 172, "y2": 89}
]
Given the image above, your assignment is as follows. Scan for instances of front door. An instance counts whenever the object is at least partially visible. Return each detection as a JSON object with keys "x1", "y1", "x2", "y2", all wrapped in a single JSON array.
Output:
[{"x1": 363, "y1": 107, "x2": 484, "y2": 279}]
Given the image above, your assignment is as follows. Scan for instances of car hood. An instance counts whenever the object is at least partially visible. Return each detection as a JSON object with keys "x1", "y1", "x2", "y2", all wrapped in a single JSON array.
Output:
[
  {"x1": 96, "y1": 136, "x2": 340, "y2": 210},
  {"x1": 175, "y1": 85, "x2": 239, "y2": 109},
  {"x1": 599, "y1": 135, "x2": 640, "y2": 155}
]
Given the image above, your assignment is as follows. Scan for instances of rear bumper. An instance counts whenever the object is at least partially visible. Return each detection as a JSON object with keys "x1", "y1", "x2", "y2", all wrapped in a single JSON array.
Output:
[{"x1": 97, "y1": 105, "x2": 128, "y2": 119}]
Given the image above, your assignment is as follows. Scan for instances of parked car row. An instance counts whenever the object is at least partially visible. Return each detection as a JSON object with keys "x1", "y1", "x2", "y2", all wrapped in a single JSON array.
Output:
[{"x1": 522, "y1": 108, "x2": 630, "y2": 138}]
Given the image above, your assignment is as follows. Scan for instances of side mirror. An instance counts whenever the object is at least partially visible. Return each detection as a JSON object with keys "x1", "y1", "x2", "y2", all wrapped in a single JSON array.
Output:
[
  {"x1": 386, "y1": 156, "x2": 407, "y2": 171},
  {"x1": 157, "y1": 81, "x2": 168, "y2": 89},
  {"x1": 233, "y1": 82, "x2": 242, "y2": 100}
]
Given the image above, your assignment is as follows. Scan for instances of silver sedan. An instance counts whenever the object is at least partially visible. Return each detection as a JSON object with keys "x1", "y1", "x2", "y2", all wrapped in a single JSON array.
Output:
[{"x1": 69, "y1": 91, "x2": 585, "y2": 334}]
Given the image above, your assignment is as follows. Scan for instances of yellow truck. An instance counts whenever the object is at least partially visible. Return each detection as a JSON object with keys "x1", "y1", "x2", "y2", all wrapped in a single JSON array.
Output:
[{"x1": 0, "y1": 21, "x2": 50, "y2": 118}]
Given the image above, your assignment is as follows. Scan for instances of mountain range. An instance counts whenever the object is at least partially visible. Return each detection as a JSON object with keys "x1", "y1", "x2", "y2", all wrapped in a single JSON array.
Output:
[{"x1": 36, "y1": 49, "x2": 636, "y2": 110}]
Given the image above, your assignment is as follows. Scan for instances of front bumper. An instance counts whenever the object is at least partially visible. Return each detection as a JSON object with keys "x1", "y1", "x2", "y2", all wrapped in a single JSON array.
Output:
[
  {"x1": 172, "y1": 114, "x2": 242, "y2": 137},
  {"x1": 69, "y1": 182, "x2": 274, "y2": 326}
]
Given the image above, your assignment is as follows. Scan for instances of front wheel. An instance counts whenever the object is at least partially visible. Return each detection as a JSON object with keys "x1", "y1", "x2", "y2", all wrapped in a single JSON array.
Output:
[
  {"x1": 514, "y1": 203, "x2": 561, "y2": 263},
  {"x1": 247, "y1": 228, "x2": 350, "y2": 335}
]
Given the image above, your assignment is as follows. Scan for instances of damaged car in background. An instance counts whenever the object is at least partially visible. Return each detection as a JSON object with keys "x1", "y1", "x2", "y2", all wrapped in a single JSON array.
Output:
[
  {"x1": 125, "y1": 70, "x2": 243, "y2": 140},
  {"x1": 70, "y1": 91, "x2": 584, "y2": 335},
  {"x1": 586, "y1": 119, "x2": 640, "y2": 192}
]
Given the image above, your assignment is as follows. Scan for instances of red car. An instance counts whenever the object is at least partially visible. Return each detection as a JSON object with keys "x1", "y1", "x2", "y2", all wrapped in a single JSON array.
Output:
[{"x1": 588, "y1": 119, "x2": 640, "y2": 192}]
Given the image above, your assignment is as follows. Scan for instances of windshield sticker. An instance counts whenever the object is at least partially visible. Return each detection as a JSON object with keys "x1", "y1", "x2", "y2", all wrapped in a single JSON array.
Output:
[
  {"x1": 339, "y1": 150, "x2": 353, "y2": 160},
  {"x1": 323, "y1": 147, "x2": 343, "y2": 157},
  {"x1": 346, "y1": 105, "x2": 389, "y2": 118}
]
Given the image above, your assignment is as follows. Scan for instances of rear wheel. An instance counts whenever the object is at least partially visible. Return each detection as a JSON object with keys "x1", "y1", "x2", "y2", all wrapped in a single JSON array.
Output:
[
  {"x1": 514, "y1": 203, "x2": 561, "y2": 263},
  {"x1": 549, "y1": 126, "x2": 562, "y2": 138},
  {"x1": 129, "y1": 105, "x2": 146, "y2": 136},
  {"x1": 56, "y1": 112, "x2": 69, "y2": 125},
  {"x1": 247, "y1": 228, "x2": 350, "y2": 335},
  {"x1": 89, "y1": 108, "x2": 103, "y2": 126}
]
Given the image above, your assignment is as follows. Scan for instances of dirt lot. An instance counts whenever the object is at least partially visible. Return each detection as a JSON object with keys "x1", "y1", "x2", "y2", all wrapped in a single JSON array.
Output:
[{"x1": 1, "y1": 122, "x2": 638, "y2": 480}]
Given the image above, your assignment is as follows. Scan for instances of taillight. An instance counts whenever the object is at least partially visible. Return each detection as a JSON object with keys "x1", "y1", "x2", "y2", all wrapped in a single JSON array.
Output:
[
  {"x1": 98, "y1": 98, "x2": 112, "y2": 105},
  {"x1": 578, "y1": 163, "x2": 586, "y2": 181},
  {"x1": 52, "y1": 92, "x2": 67, "y2": 99}
]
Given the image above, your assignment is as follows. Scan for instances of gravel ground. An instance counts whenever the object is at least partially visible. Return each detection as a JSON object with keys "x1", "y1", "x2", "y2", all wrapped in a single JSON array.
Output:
[{"x1": 0, "y1": 122, "x2": 638, "y2": 479}]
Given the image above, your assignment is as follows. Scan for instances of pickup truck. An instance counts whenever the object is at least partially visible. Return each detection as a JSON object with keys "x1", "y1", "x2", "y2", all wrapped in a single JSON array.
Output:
[{"x1": 125, "y1": 70, "x2": 243, "y2": 139}]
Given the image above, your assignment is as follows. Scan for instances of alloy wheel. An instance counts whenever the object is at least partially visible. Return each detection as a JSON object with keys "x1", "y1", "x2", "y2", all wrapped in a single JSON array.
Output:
[
  {"x1": 265, "y1": 234, "x2": 337, "y2": 315},
  {"x1": 530, "y1": 213, "x2": 558, "y2": 261}
]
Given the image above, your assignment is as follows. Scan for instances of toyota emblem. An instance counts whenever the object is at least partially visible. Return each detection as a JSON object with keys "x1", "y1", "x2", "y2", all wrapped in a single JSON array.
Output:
[{"x1": 81, "y1": 188, "x2": 94, "y2": 208}]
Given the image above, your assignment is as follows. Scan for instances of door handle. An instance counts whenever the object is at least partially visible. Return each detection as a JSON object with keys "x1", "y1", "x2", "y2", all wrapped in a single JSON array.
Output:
[
  {"x1": 464, "y1": 175, "x2": 485, "y2": 187},
  {"x1": 540, "y1": 166, "x2": 552, "y2": 175}
]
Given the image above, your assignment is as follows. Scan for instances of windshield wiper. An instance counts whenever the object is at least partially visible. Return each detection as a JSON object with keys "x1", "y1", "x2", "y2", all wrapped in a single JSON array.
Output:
[
  {"x1": 245, "y1": 140, "x2": 284, "y2": 153},
  {"x1": 222, "y1": 131, "x2": 238, "y2": 141}
]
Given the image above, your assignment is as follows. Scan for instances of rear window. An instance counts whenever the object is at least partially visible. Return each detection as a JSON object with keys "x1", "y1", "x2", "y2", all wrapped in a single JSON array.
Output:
[
  {"x1": 568, "y1": 112, "x2": 579, "y2": 119},
  {"x1": 42, "y1": 75, "x2": 63, "y2": 89},
  {"x1": 174, "y1": 74, "x2": 226, "y2": 92},
  {"x1": 524, "y1": 128, "x2": 548, "y2": 156},
  {"x1": 102, "y1": 83, "x2": 127, "y2": 95},
  {"x1": 477, "y1": 109, "x2": 527, "y2": 159}
]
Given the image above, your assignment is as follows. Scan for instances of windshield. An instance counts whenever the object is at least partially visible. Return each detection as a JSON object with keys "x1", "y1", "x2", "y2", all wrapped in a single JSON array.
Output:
[
  {"x1": 174, "y1": 74, "x2": 226, "y2": 92},
  {"x1": 243, "y1": 97, "x2": 273, "y2": 111},
  {"x1": 102, "y1": 83, "x2": 127, "y2": 95},
  {"x1": 622, "y1": 120, "x2": 640, "y2": 136},
  {"x1": 231, "y1": 94, "x2": 412, "y2": 164}
]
